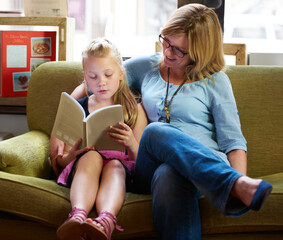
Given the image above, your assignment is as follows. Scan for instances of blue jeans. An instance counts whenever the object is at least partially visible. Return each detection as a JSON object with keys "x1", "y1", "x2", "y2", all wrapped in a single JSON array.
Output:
[{"x1": 134, "y1": 122, "x2": 249, "y2": 240}]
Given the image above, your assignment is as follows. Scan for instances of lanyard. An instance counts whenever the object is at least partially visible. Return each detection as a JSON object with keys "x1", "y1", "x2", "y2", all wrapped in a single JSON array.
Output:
[{"x1": 163, "y1": 67, "x2": 186, "y2": 123}]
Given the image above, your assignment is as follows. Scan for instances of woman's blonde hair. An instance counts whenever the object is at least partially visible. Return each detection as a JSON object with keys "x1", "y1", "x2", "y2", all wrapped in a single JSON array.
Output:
[
  {"x1": 161, "y1": 3, "x2": 225, "y2": 82},
  {"x1": 82, "y1": 38, "x2": 138, "y2": 128}
]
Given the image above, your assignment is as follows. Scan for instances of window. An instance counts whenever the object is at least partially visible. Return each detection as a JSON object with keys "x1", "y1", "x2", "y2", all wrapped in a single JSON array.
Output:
[
  {"x1": 224, "y1": 0, "x2": 283, "y2": 53},
  {"x1": 3, "y1": 0, "x2": 283, "y2": 59},
  {"x1": 70, "y1": 0, "x2": 177, "y2": 60}
]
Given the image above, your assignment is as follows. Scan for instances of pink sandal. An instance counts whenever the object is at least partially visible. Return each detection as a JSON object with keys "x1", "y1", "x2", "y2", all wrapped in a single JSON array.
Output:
[
  {"x1": 82, "y1": 211, "x2": 124, "y2": 240},
  {"x1": 57, "y1": 207, "x2": 87, "y2": 240}
]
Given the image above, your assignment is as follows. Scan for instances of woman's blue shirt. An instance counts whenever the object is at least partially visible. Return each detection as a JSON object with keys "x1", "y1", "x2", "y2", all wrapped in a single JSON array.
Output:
[{"x1": 124, "y1": 53, "x2": 247, "y2": 164}]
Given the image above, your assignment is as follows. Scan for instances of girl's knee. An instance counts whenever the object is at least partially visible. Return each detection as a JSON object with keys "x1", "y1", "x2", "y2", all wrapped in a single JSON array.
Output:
[
  {"x1": 102, "y1": 159, "x2": 126, "y2": 178},
  {"x1": 104, "y1": 160, "x2": 125, "y2": 174},
  {"x1": 77, "y1": 151, "x2": 103, "y2": 168}
]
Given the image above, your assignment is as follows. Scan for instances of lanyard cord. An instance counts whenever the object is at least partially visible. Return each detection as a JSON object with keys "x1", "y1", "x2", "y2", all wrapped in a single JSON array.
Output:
[{"x1": 164, "y1": 67, "x2": 187, "y2": 122}]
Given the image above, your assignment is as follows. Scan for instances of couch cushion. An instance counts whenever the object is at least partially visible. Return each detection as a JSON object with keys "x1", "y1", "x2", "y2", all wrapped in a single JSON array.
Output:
[
  {"x1": 0, "y1": 171, "x2": 155, "y2": 239},
  {"x1": 1, "y1": 170, "x2": 282, "y2": 238}
]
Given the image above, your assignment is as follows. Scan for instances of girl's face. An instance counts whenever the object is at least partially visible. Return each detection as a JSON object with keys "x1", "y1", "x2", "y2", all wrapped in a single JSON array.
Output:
[
  {"x1": 162, "y1": 34, "x2": 191, "y2": 70},
  {"x1": 83, "y1": 55, "x2": 123, "y2": 103}
]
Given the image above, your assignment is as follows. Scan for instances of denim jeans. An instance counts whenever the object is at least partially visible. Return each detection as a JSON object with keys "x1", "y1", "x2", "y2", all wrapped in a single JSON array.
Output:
[{"x1": 134, "y1": 122, "x2": 249, "y2": 240}]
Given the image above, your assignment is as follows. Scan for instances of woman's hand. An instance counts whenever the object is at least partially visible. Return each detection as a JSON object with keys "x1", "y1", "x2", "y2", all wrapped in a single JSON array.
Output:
[
  {"x1": 57, "y1": 138, "x2": 90, "y2": 168},
  {"x1": 108, "y1": 122, "x2": 138, "y2": 152}
]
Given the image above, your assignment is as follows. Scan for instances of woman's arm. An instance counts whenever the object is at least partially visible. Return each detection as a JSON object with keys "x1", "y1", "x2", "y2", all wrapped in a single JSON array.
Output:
[
  {"x1": 227, "y1": 149, "x2": 247, "y2": 175},
  {"x1": 71, "y1": 83, "x2": 86, "y2": 99}
]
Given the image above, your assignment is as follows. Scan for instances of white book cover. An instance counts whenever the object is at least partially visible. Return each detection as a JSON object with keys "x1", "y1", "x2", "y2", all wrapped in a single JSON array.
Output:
[{"x1": 51, "y1": 92, "x2": 124, "y2": 152}]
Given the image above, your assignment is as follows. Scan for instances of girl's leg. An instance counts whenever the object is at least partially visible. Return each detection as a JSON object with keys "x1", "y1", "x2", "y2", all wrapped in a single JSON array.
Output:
[
  {"x1": 96, "y1": 160, "x2": 126, "y2": 215},
  {"x1": 134, "y1": 122, "x2": 269, "y2": 216},
  {"x1": 151, "y1": 164, "x2": 201, "y2": 240},
  {"x1": 84, "y1": 160, "x2": 126, "y2": 238},
  {"x1": 57, "y1": 151, "x2": 103, "y2": 240},
  {"x1": 70, "y1": 151, "x2": 103, "y2": 213}
]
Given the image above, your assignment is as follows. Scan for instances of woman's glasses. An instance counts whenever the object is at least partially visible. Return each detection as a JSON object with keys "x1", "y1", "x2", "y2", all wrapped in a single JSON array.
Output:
[{"x1": 159, "y1": 34, "x2": 189, "y2": 58}]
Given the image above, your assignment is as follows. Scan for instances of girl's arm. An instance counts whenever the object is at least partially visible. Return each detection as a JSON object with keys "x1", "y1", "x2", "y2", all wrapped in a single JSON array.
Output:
[
  {"x1": 50, "y1": 137, "x2": 89, "y2": 175},
  {"x1": 227, "y1": 149, "x2": 247, "y2": 175},
  {"x1": 56, "y1": 138, "x2": 89, "y2": 168},
  {"x1": 50, "y1": 83, "x2": 87, "y2": 174},
  {"x1": 108, "y1": 103, "x2": 148, "y2": 161},
  {"x1": 49, "y1": 136, "x2": 65, "y2": 176}
]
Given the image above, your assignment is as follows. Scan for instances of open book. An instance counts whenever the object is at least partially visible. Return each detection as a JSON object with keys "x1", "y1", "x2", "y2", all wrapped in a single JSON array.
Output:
[{"x1": 51, "y1": 92, "x2": 124, "y2": 152}]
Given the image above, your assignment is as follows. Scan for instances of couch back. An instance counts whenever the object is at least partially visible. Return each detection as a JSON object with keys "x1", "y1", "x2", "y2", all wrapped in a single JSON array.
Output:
[
  {"x1": 27, "y1": 61, "x2": 84, "y2": 136},
  {"x1": 226, "y1": 65, "x2": 283, "y2": 177},
  {"x1": 27, "y1": 62, "x2": 283, "y2": 178}
]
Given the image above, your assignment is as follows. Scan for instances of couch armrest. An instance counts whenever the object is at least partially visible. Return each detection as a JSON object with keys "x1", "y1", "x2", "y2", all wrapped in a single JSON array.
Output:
[{"x1": 0, "y1": 130, "x2": 52, "y2": 179}]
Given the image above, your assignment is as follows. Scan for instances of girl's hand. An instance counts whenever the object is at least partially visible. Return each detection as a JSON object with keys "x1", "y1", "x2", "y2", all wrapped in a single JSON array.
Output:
[
  {"x1": 49, "y1": 136, "x2": 65, "y2": 175},
  {"x1": 58, "y1": 138, "x2": 90, "y2": 167},
  {"x1": 108, "y1": 122, "x2": 138, "y2": 151}
]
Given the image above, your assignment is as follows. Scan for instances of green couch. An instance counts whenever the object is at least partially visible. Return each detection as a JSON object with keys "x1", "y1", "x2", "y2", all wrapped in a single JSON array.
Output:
[{"x1": 0, "y1": 61, "x2": 283, "y2": 240}]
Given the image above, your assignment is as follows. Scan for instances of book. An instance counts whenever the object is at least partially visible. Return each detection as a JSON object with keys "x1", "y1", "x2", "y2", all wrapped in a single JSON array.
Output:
[
  {"x1": 0, "y1": 30, "x2": 56, "y2": 97},
  {"x1": 51, "y1": 92, "x2": 124, "y2": 152}
]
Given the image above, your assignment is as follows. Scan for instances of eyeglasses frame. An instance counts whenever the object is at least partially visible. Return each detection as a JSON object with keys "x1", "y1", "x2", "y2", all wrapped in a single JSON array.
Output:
[{"x1": 159, "y1": 34, "x2": 189, "y2": 58}]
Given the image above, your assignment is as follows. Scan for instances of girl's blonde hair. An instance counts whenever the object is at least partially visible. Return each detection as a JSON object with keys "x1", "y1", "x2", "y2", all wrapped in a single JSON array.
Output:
[
  {"x1": 82, "y1": 38, "x2": 138, "y2": 128},
  {"x1": 161, "y1": 3, "x2": 225, "y2": 82}
]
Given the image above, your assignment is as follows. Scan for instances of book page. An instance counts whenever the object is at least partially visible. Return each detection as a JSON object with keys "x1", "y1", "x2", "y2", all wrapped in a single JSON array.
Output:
[
  {"x1": 85, "y1": 105, "x2": 124, "y2": 151},
  {"x1": 51, "y1": 92, "x2": 85, "y2": 147}
]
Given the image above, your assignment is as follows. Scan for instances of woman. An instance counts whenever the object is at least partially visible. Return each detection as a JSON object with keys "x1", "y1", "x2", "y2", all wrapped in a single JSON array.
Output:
[
  {"x1": 124, "y1": 3, "x2": 272, "y2": 240},
  {"x1": 51, "y1": 4, "x2": 272, "y2": 240}
]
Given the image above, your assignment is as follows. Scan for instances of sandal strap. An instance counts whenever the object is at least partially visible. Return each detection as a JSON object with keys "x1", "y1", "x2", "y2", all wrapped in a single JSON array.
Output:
[
  {"x1": 94, "y1": 211, "x2": 124, "y2": 240},
  {"x1": 68, "y1": 207, "x2": 87, "y2": 222},
  {"x1": 100, "y1": 211, "x2": 124, "y2": 232}
]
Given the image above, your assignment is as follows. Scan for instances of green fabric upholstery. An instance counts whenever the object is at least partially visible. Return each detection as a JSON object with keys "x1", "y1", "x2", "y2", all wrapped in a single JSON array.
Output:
[
  {"x1": 226, "y1": 66, "x2": 283, "y2": 178},
  {"x1": 0, "y1": 62, "x2": 282, "y2": 239},
  {"x1": 27, "y1": 61, "x2": 84, "y2": 136},
  {"x1": 0, "y1": 130, "x2": 51, "y2": 178}
]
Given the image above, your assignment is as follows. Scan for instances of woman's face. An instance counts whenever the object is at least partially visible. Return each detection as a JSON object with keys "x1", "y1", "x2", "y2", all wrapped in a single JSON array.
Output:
[{"x1": 162, "y1": 34, "x2": 191, "y2": 70}]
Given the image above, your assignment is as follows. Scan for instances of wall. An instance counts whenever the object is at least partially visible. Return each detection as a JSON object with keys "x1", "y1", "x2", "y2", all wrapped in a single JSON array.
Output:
[
  {"x1": 249, "y1": 53, "x2": 283, "y2": 66},
  {"x1": 0, "y1": 114, "x2": 29, "y2": 137}
]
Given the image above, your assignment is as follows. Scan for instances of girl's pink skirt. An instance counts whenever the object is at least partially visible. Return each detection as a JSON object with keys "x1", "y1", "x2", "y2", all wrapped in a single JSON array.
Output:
[{"x1": 57, "y1": 150, "x2": 135, "y2": 189}]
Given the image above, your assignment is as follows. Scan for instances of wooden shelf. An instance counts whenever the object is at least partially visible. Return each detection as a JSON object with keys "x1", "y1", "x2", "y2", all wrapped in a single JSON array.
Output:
[
  {"x1": 0, "y1": 16, "x2": 75, "y2": 60},
  {"x1": 0, "y1": 17, "x2": 75, "y2": 113},
  {"x1": 0, "y1": 97, "x2": 26, "y2": 114},
  {"x1": 0, "y1": 97, "x2": 26, "y2": 106}
]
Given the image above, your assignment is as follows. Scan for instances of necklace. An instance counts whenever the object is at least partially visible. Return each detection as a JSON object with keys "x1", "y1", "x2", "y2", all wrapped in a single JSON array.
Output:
[{"x1": 163, "y1": 67, "x2": 187, "y2": 123}]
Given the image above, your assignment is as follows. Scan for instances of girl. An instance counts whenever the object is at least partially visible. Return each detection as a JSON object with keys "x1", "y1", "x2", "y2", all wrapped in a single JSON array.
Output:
[{"x1": 53, "y1": 38, "x2": 148, "y2": 240}]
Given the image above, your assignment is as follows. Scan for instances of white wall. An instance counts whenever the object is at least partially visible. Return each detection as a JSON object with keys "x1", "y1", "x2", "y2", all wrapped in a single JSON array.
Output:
[
  {"x1": 0, "y1": 114, "x2": 29, "y2": 137},
  {"x1": 249, "y1": 53, "x2": 283, "y2": 66}
]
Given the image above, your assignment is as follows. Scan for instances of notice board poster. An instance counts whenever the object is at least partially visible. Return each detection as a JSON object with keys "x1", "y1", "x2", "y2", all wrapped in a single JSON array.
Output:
[{"x1": 0, "y1": 31, "x2": 56, "y2": 97}]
